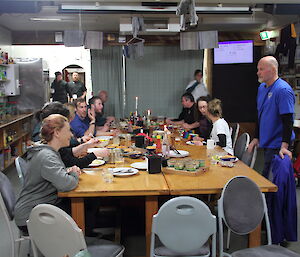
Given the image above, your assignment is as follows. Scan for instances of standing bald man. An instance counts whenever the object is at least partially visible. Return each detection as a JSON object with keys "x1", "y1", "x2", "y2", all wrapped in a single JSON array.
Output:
[{"x1": 248, "y1": 56, "x2": 295, "y2": 178}]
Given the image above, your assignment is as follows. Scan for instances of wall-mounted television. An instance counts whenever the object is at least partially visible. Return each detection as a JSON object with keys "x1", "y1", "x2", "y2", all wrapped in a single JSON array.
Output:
[{"x1": 214, "y1": 40, "x2": 253, "y2": 64}]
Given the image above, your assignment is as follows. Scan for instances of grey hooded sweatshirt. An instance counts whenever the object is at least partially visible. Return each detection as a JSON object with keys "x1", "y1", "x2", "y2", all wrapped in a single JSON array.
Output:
[{"x1": 15, "y1": 144, "x2": 79, "y2": 227}]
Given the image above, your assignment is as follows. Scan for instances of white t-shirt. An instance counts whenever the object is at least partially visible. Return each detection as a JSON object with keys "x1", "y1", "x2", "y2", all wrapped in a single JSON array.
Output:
[
  {"x1": 186, "y1": 80, "x2": 208, "y2": 101},
  {"x1": 210, "y1": 118, "x2": 233, "y2": 155}
]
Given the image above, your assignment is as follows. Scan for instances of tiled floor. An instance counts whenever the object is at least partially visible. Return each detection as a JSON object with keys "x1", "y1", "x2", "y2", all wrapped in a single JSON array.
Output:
[{"x1": 4, "y1": 149, "x2": 300, "y2": 256}]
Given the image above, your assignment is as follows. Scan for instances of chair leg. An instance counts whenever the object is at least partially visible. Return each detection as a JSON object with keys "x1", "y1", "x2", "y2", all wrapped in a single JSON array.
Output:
[{"x1": 226, "y1": 229, "x2": 231, "y2": 250}]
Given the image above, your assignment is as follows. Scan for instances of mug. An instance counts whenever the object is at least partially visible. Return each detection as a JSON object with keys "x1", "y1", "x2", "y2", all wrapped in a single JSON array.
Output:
[{"x1": 207, "y1": 139, "x2": 216, "y2": 150}]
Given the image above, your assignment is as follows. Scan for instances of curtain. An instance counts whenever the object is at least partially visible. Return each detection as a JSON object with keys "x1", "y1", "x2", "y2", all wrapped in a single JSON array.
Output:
[
  {"x1": 91, "y1": 46, "x2": 123, "y2": 118},
  {"x1": 125, "y1": 46, "x2": 203, "y2": 118}
]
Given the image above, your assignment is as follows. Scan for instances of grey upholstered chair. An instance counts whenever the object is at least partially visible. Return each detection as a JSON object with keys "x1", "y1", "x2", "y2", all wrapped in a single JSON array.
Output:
[
  {"x1": 27, "y1": 204, "x2": 124, "y2": 257},
  {"x1": 230, "y1": 123, "x2": 240, "y2": 148},
  {"x1": 234, "y1": 133, "x2": 250, "y2": 159},
  {"x1": 241, "y1": 145, "x2": 257, "y2": 169},
  {"x1": 218, "y1": 176, "x2": 300, "y2": 257},
  {"x1": 0, "y1": 172, "x2": 30, "y2": 257},
  {"x1": 151, "y1": 196, "x2": 216, "y2": 257},
  {"x1": 15, "y1": 156, "x2": 28, "y2": 186}
]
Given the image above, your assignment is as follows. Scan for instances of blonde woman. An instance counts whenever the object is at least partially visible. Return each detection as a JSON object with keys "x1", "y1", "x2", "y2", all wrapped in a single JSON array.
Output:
[{"x1": 206, "y1": 99, "x2": 233, "y2": 155}]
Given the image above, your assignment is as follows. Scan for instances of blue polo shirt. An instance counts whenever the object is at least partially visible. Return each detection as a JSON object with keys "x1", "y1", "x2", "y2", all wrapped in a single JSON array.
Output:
[
  {"x1": 257, "y1": 78, "x2": 295, "y2": 149},
  {"x1": 70, "y1": 113, "x2": 90, "y2": 138}
]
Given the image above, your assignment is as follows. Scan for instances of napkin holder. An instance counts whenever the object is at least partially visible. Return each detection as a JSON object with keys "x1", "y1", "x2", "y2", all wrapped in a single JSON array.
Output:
[
  {"x1": 135, "y1": 135, "x2": 145, "y2": 148},
  {"x1": 147, "y1": 155, "x2": 162, "y2": 174}
]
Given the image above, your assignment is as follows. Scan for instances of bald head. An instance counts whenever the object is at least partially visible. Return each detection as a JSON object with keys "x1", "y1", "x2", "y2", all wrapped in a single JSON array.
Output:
[
  {"x1": 98, "y1": 90, "x2": 108, "y2": 103},
  {"x1": 257, "y1": 56, "x2": 279, "y2": 87},
  {"x1": 259, "y1": 56, "x2": 278, "y2": 70}
]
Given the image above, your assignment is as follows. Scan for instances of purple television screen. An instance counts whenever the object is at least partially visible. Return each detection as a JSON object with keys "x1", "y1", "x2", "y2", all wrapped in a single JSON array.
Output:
[{"x1": 214, "y1": 40, "x2": 253, "y2": 64}]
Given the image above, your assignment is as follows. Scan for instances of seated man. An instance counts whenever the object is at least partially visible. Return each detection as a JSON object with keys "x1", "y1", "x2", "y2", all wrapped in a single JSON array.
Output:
[
  {"x1": 97, "y1": 90, "x2": 115, "y2": 126},
  {"x1": 70, "y1": 98, "x2": 96, "y2": 138},
  {"x1": 167, "y1": 92, "x2": 200, "y2": 131},
  {"x1": 88, "y1": 96, "x2": 113, "y2": 136}
]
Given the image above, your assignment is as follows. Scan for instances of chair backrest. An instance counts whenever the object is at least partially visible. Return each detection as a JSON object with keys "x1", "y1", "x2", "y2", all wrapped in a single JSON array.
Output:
[
  {"x1": 241, "y1": 145, "x2": 257, "y2": 169},
  {"x1": 151, "y1": 196, "x2": 216, "y2": 255},
  {"x1": 0, "y1": 172, "x2": 19, "y2": 257},
  {"x1": 15, "y1": 156, "x2": 28, "y2": 186},
  {"x1": 230, "y1": 123, "x2": 240, "y2": 148},
  {"x1": 218, "y1": 176, "x2": 272, "y2": 257},
  {"x1": 220, "y1": 176, "x2": 265, "y2": 234},
  {"x1": 234, "y1": 133, "x2": 250, "y2": 159},
  {"x1": 0, "y1": 172, "x2": 16, "y2": 220},
  {"x1": 27, "y1": 204, "x2": 87, "y2": 257}
]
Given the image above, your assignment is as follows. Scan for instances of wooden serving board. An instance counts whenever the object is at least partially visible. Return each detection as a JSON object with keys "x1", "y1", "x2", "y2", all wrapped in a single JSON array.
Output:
[{"x1": 163, "y1": 166, "x2": 209, "y2": 176}]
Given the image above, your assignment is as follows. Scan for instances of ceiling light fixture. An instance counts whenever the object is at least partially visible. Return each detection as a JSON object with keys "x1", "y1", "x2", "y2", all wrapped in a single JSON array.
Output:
[
  {"x1": 30, "y1": 17, "x2": 62, "y2": 21},
  {"x1": 59, "y1": 4, "x2": 252, "y2": 14}
]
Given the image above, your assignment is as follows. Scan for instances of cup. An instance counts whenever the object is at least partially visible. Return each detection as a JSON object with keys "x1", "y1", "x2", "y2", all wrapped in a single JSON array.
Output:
[
  {"x1": 102, "y1": 168, "x2": 114, "y2": 183},
  {"x1": 125, "y1": 134, "x2": 132, "y2": 147},
  {"x1": 113, "y1": 136, "x2": 120, "y2": 146},
  {"x1": 207, "y1": 139, "x2": 216, "y2": 150}
]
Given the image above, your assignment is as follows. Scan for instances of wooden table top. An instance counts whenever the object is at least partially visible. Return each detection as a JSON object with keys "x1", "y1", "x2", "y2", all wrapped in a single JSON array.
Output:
[
  {"x1": 163, "y1": 144, "x2": 277, "y2": 195},
  {"x1": 59, "y1": 141, "x2": 277, "y2": 198},
  {"x1": 58, "y1": 158, "x2": 169, "y2": 198}
]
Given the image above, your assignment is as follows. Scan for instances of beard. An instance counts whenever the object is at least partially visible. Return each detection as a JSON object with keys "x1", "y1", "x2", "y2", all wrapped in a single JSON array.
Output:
[{"x1": 258, "y1": 77, "x2": 264, "y2": 83}]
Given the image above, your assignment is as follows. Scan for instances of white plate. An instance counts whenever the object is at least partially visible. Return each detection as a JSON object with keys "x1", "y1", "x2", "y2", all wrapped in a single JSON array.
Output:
[
  {"x1": 131, "y1": 162, "x2": 148, "y2": 170},
  {"x1": 88, "y1": 159, "x2": 105, "y2": 167},
  {"x1": 83, "y1": 170, "x2": 98, "y2": 175},
  {"x1": 95, "y1": 136, "x2": 113, "y2": 141},
  {"x1": 169, "y1": 150, "x2": 189, "y2": 158},
  {"x1": 87, "y1": 147, "x2": 105, "y2": 153},
  {"x1": 186, "y1": 141, "x2": 195, "y2": 145},
  {"x1": 111, "y1": 168, "x2": 139, "y2": 176}
]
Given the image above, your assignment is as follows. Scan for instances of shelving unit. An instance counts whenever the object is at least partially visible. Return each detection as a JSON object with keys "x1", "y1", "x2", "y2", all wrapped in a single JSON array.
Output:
[{"x1": 0, "y1": 113, "x2": 33, "y2": 171}]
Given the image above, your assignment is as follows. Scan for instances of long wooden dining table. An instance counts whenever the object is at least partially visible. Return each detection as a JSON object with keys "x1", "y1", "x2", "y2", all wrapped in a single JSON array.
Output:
[{"x1": 58, "y1": 144, "x2": 277, "y2": 257}]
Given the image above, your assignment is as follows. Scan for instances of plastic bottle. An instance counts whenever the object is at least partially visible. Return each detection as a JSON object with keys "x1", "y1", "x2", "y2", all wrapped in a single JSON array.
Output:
[
  {"x1": 156, "y1": 136, "x2": 162, "y2": 154},
  {"x1": 162, "y1": 132, "x2": 170, "y2": 157}
]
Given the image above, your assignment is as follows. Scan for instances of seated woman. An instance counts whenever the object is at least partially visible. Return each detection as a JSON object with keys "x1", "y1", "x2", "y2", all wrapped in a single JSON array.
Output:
[
  {"x1": 205, "y1": 99, "x2": 233, "y2": 155},
  {"x1": 196, "y1": 96, "x2": 212, "y2": 140},
  {"x1": 15, "y1": 114, "x2": 81, "y2": 234}
]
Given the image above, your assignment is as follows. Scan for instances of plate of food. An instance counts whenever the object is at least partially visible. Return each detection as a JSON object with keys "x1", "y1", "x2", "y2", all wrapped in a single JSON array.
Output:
[
  {"x1": 87, "y1": 147, "x2": 105, "y2": 153},
  {"x1": 131, "y1": 161, "x2": 148, "y2": 170},
  {"x1": 186, "y1": 141, "x2": 195, "y2": 145},
  {"x1": 95, "y1": 136, "x2": 113, "y2": 141},
  {"x1": 106, "y1": 144, "x2": 119, "y2": 149},
  {"x1": 111, "y1": 168, "x2": 139, "y2": 176},
  {"x1": 169, "y1": 150, "x2": 189, "y2": 158},
  {"x1": 219, "y1": 155, "x2": 238, "y2": 162},
  {"x1": 88, "y1": 159, "x2": 105, "y2": 167}
]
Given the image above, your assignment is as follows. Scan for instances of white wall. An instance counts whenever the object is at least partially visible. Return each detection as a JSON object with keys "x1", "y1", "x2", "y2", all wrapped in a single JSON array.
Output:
[
  {"x1": 0, "y1": 26, "x2": 12, "y2": 59},
  {"x1": 0, "y1": 26, "x2": 12, "y2": 46},
  {"x1": 11, "y1": 45, "x2": 93, "y2": 99}
]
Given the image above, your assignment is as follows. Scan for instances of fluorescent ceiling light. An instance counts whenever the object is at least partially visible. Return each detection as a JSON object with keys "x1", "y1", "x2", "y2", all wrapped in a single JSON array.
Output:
[
  {"x1": 30, "y1": 17, "x2": 62, "y2": 21},
  {"x1": 59, "y1": 4, "x2": 251, "y2": 14}
]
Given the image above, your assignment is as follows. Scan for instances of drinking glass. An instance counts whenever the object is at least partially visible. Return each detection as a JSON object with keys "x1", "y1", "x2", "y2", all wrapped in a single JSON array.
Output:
[
  {"x1": 125, "y1": 134, "x2": 132, "y2": 147},
  {"x1": 113, "y1": 136, "x2": 120, "y2": 146},
  {"x1": 103, "y1": 168, "x2": 114, "y2": 183}
]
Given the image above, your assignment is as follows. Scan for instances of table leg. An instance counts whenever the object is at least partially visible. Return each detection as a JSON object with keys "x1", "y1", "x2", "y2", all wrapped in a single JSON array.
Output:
[
  {"x1": 145, "y1": 196, "x2": 158, "y2": 257},
  {"x1": 249, "y1": 224, "x2": 261, "y2": 248},
  {"x1": 71, "y1": 197, "x2": 85, "y2": 233}
]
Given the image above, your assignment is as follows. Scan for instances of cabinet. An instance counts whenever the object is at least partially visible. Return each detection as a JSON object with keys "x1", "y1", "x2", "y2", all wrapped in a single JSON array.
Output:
[{"x1": 0, "y1": 113, "x2": 33, "y2": 171}]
